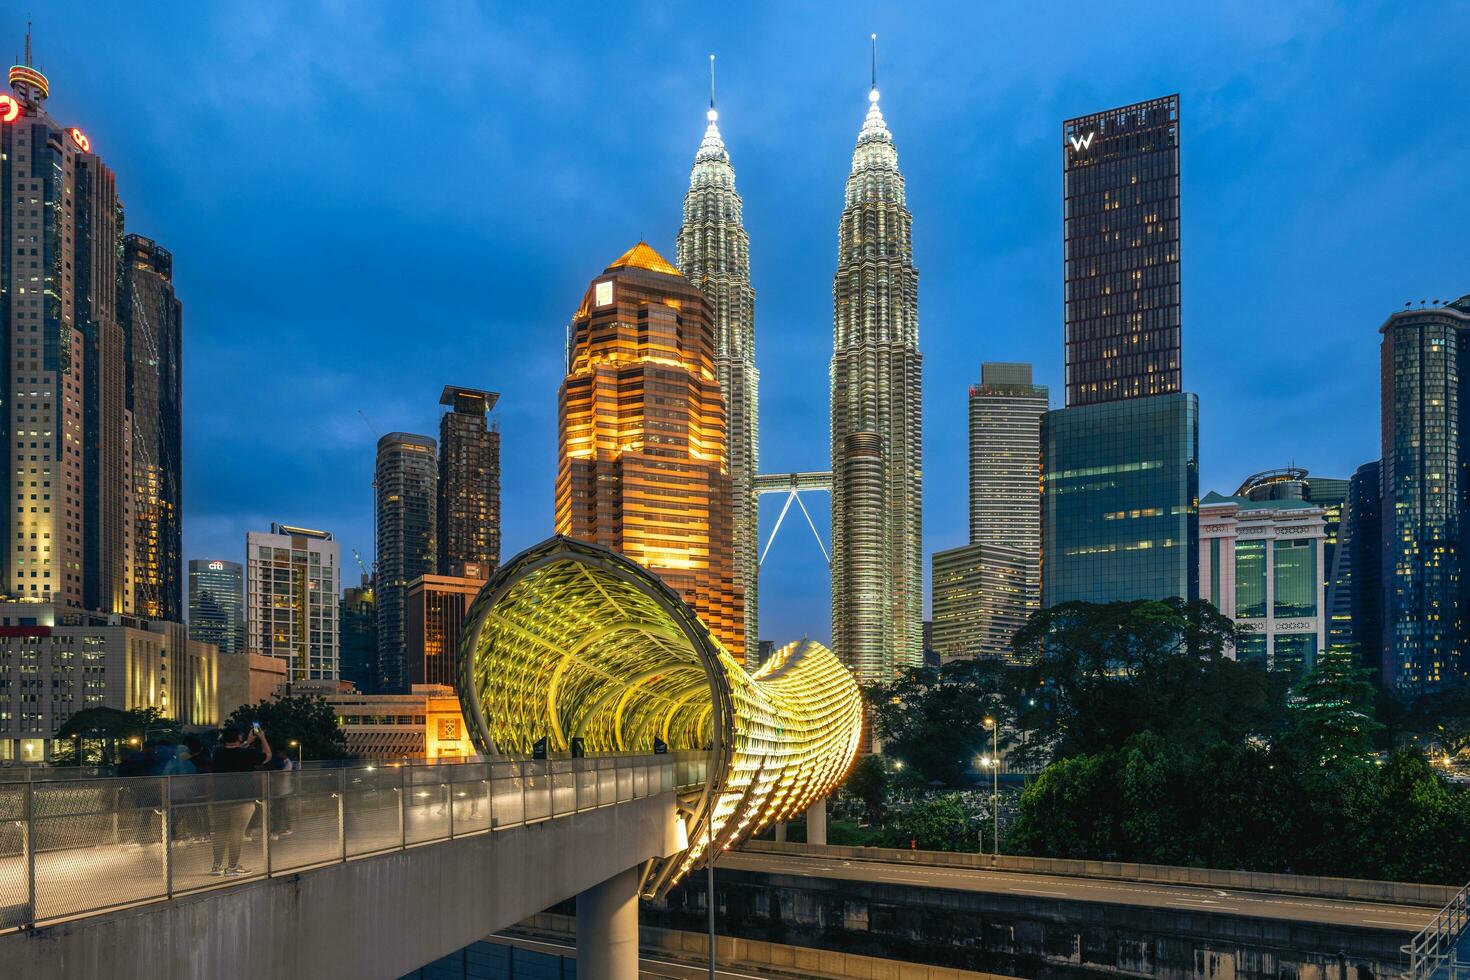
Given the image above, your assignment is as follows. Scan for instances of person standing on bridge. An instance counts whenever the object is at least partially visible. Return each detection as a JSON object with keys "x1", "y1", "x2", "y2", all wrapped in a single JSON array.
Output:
[{"x1": 209, "y1": 724, "x2": 271, "y2": 876}]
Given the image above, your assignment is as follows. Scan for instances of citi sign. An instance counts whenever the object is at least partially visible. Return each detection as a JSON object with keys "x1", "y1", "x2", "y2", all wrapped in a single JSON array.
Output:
[{"x1": 1068, "y1": 131, "x2": 1096, "y2": 152}]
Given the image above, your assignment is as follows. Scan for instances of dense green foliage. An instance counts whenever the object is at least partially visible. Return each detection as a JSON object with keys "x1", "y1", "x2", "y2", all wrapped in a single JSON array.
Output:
[
  {"x1": 54, "y1": 706, "x2": 179, "y2": 765},
  {"x1": 226, "y1": 693, "x2": 348, "y2": 760}
]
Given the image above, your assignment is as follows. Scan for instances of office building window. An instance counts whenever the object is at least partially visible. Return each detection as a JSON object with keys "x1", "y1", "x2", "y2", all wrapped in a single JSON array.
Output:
[
  {"x1": 1236, "y1": 540, "x2": 1266, "y2": 619},
  {"x1": 1236, "y1": 632, "x2": 1266, "y2": 667},
  {"x1": 1273, "y1": 632, "x2": 1317, "y2": 678},
  {"x1": 1274, "y1": 539, "x2": 1316, "y2": 618}
]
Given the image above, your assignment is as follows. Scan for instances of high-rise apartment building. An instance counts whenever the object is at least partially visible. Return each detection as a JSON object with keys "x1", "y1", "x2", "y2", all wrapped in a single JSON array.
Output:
[
  {"x1": 121, "y1": 235, "x2": 183, "y2": 620},
  {"x1": 1379, "y1": 297, "x2": 1470, "y2": 695},
  {"x1": 339, "y1": 575, "x2": 377, "y2": 694},
  {"x1": 1347, "y1": 460, "x2": 1383, "y2": 676},
  {"x1": 375, "y1": 432, "x2": 436, "y2": 692},
  {"x1": 405, "y1": 573, "x2": 481, "y2": 688},
  {"x1": 555, "y1": 243, "x2": 743, "y2": 654},
  {"x1": 1063, "y1": 95, "x2": 1181, "y2": 406},
  {"x1": 246, "y1": 523, "x2": 340, "y2": 683},
  {"x1": 830, "y1": 78, "x2": 923, "y2": 685},
  {"x1": 676, "y1": 79, "x2": 759, "y2": 664},
  {"x1": 188, "y1": 558, "x2": 244, "y2": 656},
  {"x1": 437, "y1": 386, "x2": 500, "y2": 580},
  {"x1": 969, "y1": 363, "x2": 1047, "y2": 581},
  {"x1": 1043, "y1": 95, "x2": 1197, "y2": 609}
]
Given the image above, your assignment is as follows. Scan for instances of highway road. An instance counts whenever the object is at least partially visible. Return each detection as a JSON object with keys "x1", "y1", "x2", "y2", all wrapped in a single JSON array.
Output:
[
  {"x1": 493, "y1": 933, "x2": 790, "y2": 979},
  {"x1": 721, "y1": 850, "x2": 1436, "y2": 934}
]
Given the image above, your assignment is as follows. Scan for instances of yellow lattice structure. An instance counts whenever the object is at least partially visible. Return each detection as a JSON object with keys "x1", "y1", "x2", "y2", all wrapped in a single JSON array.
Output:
[{"x1": 458, "y1": 536, "x2": 863, "y2": 896}]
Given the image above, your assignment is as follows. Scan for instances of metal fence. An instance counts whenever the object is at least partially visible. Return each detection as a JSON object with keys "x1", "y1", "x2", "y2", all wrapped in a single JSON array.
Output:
[
  {"x1": 0, "y1": 752, "x2": 701, "y2": 933},
  {"x1": 1405, "y1": 879, "x2": 1470, "y2": 980}
]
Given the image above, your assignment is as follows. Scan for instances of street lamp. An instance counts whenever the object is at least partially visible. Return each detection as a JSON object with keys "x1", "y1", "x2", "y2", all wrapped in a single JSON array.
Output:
[
  {"x1": 288, "y1": 739, "x2": 302, "y2": 766},
  {"x1": 982, "y1": 717, "x2": 999, "y2": 858}
]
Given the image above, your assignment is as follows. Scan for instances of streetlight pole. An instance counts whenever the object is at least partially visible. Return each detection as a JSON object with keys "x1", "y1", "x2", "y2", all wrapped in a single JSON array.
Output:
[
  {"x1": 289, "y1": 740, "x2": 302, "y2": 767},
  {"x1": 983, "y1": 717, "x2": 999, "y2": 858}
]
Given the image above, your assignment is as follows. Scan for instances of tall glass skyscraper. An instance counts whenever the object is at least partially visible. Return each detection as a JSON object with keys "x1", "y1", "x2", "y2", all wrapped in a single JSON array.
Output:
[
  {"x1": 122, "y1": 235, "x2": 183, "y2": 621},
  {"x1": 246, "y1": 524, "x2": 340, "y2": 682},
  {"x1": 1044, "y1": 95, "x2": 1197, "y2": 609},
  {"x1": 1347, "y1": 460, "x2": 1383, "y2": 676},
  {"x1": 676, "y1": 73, "x2": 759, "y2": 664},
  {"x1": 830, "y1": 74, "x2": 923, "y2": 685},
  {"x1": 1063, "y1": 95, "x2": 1181, "y2": 407},
  {"x1": 1379, "y1": 297, "x2": 1470, "y2": 695},
  {"x1": 188, "y1": 558, "x2": 244, "y2": 656},
  {"x1": 436, "y1": 386, "x2": 500, "y2": 580},
  {"x1": 969, "y1": 363, "x2": 1047, "y2": 588},
  {"x1": 375, "y1": 432, "x2": 437, "y2": 692}
]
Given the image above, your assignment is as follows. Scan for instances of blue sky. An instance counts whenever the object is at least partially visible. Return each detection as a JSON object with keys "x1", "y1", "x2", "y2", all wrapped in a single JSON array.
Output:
[{"x1": 19, "y1": 2, "x2": 1468, "y2": 644}]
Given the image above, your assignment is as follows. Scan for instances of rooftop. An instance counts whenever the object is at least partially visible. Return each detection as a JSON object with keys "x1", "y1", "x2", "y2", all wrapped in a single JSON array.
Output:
[{"x1": 608, "y1": 241, "x2": 680, "y2": 277}]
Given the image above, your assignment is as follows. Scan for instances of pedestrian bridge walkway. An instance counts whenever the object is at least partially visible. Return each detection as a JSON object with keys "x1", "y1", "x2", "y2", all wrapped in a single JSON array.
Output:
[{"x1": 0, "y1": 754, "x2": 693, "y2": 979}]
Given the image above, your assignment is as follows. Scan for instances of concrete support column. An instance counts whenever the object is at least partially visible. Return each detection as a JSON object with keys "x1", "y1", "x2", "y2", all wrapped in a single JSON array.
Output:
[
  {"x1": 774, "y1": 822, "x2": 787, "y2": 843},
  {"x1": 806, "y1": 796, "x2": 827, "y2": 846},
  {"x1": 576, "y1": 865, "x2": 640, "y2": 980}
]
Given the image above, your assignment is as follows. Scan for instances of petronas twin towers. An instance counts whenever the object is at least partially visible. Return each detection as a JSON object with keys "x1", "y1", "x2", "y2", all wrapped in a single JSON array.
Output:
[{"x1": 674, "y1": 53, "x2": 921, "y2": 683}]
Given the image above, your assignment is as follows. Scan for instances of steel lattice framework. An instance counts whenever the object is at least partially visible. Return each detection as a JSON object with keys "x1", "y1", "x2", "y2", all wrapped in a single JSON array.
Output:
[{"x1": 458, "y1": 536, "x2": 863, "y2": 896}]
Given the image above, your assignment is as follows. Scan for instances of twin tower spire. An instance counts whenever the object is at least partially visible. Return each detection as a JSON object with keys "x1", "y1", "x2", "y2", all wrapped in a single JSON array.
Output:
[{"x1": 674, "y1": 39, "x2": 921, "y2": 684}]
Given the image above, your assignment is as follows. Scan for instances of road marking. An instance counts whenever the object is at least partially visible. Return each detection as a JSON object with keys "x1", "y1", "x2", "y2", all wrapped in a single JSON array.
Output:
[{"x1": 1010, "y1": 887, "x2": 1067, "y2": 897}]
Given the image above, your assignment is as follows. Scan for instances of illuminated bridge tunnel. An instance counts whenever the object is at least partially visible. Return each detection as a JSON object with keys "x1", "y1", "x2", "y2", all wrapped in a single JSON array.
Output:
[{"x1": 458, "y1": 535, "x2": 864, "y2": 897}]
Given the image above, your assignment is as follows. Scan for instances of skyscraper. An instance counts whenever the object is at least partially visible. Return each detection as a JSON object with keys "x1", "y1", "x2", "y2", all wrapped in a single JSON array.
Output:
[
  {"x1": 969, "y1": 362, "x2": 1047, "y2": 588},
  {"x1": 246, "y1": 524, "x2": 340, "y2": 682},
  {"x1": 830, "y1": 63, "x2": 923, "y2": 685},
  {"x1": 2, "y1": 48, "x2": 122, "y2": 608},
  {"x1": 1043, "y1": 95, "x2": 1197, "y2": 609},
  {"x1": 188, "y1": 558, "x2": 244, "y2": 656},
  {"x1": 437, "y1": 386, "x2": 500, "y2": 580},
  {"x1": 405, "y1": 573, "x2": 481, "y2": 687},
  {"x1": 122, "y1": 235, "x2": 183, "y2": 621},
  {"x1": 1347, "y1": 460, "x2": 1383, "y2": 676},
  {"x1": 339, "y1": 575, "x2": 377, "y2": 694},
  {"x1": 375, "y1": 432, "x2": 437, "y2": 692},
  {"x1": 1379, "y1": 297, "x2": 1470, "y2": 695},
  {"x1": 1063, "y1": 95, "x2": 1181, "y2": 406},
  {"x1": 930, "y1": 543, "x2": 1032, "y2": 662},
  {"x1": 676, "y1": 62, "x2": 759, "y2": 664},
  {"x1": 555, "y1": 243, "x2": 743, "y2": 654}
]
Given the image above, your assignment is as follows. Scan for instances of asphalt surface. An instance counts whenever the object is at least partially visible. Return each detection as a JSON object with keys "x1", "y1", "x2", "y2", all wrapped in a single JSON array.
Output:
[
  {"x1": 494, "y1": 934, "x2": 789, "y2": 979},
  {"x1": 721, "y1": 850, "x2": 1436, "y2": 934}
]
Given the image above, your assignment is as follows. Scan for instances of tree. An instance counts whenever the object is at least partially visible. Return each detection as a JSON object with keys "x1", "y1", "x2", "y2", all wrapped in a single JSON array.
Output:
[
  {"x1": 865, "y1": 658, "x2": 1021, "y2": 787},
  {"x1": 54, "y1": 706, "x2": 179, "y2": 766},
  {"x1": 1013, "y1": 598, "x2": 1286, "y2": 756},
  {"x1": 842, "y1": 754, "x2": 890, "y2": 825},
  {"x1": 884, "y1": 794, "x2": 974, "y2": 852},
  {"x1": 1289, "y1": 644, "x2": 1383, "y2": 764},
  {"x1": 226, "y1": 693, "x2": 348, "y2": 760},
  {"x1": 1404, "y1": 679, "x2": 1470, "y2": 759}
]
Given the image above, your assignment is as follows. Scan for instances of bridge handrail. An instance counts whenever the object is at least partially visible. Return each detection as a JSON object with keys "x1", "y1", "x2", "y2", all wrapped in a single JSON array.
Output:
[
  {"x1": 1404, "y1": 879, "x2": 1470, "y2": 980},
  {"x1": 0, "y1": 752, "x2": 702, "y2": 933}
]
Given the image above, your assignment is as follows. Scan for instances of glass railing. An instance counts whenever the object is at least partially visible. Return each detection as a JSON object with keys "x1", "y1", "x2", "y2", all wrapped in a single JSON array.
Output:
[{"x1": 0, "y1": 752, "x2": 701, "y2": 932}]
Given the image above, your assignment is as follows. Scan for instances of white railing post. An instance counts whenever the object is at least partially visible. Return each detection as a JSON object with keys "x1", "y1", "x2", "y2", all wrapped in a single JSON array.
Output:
[
  {"x1": 263, "y1": 772, "x2": 273, "y2": 876},
  {"x1": 337, "y1": 768, "x2": 347, "y2": 862},
  {"x1": 162, "y1": 776, "x2": 173, "y2": 898},
  {"x1": 398, "y1": 765, "x2": 407, "y2": 849},
  {"x1": 23, "y1": 782, "x2": 35, "y2": 926}
]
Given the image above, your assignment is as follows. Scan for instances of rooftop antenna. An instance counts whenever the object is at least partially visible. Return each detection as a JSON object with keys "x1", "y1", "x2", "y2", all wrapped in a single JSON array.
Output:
[
  {"x1": 24, "y1": 15, "x2": 32, "y2": 67},
  {"x1": 869, "y1": 33, "x2": 878, "y2": 101}
]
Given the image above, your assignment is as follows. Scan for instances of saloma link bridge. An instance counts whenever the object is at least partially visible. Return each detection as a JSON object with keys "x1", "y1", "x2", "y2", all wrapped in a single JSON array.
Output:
[{"x1": 0, "y1": 535, "x2": 865, "y2": 980}]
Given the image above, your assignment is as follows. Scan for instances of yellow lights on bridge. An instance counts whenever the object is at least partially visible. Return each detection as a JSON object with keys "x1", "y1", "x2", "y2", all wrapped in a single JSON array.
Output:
[{"x1": 458, "y1": 536, "x2": 863, "y2": 897}]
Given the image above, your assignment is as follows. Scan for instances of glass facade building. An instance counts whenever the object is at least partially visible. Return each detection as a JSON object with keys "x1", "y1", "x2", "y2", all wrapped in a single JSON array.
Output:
[
  {"x1": 1063, "y1": 95, "x2": 1181, "y2": 407},
  {"x1": 1379, "y1": 297, "x2": 1470, "y2": 695},
  {"x1": 375, "y1": 432, "x2": 437, "y2": 692},
  {"x1": 339, "y1": 575, "x2": 376, "y2": 694},
  {"x1": 1041, "y1": 393, "x2": 1198, "y2": 605},
  {"x1": 930, "y1": 542, "x2": 1032, "y2": 662},
  {"x1": 1346, "y1": 460, "x2": 1383, "y2": 675},
  {"x1": 436, "y1": 387, "x2": 499, "y2": 581},
  {"x1": 1198, "y1": 492, "x2": 1326, "y2": 678},
  {"x1": 187, "y1": 558, "x2": 244, "y2": 656},
  {"x1": 246, "y1": 524, "x2": 340, "y2": 682}
]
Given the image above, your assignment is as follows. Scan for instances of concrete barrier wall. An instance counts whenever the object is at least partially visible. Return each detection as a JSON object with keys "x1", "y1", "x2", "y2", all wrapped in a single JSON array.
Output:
[
  {"x1": 519, "y1": 912, "x2": 1021, "y2": 980},
  {"x1": 740, "y1": 839, "x2": 1460, "y2": 908}
]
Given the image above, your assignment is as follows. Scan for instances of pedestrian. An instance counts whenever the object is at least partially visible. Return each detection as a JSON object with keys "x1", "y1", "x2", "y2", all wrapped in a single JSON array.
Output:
[
  {"x1": 266, "y1": 746, "x2": 295, "y2": 838},
  {"x1": 184, "y1": 735, "x2": 212, "y2": 774},
  {"x1": 209, "y1": 723, "x2": 270, "y2": 877}
]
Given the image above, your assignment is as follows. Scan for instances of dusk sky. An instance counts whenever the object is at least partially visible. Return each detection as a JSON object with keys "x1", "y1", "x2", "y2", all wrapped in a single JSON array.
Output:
[{"x1": 21, "y1": 2, "x2": 1466, "y2": 645}]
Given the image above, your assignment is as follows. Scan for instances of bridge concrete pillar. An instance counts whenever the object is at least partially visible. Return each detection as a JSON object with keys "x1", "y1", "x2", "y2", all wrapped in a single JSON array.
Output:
[
  {"x1": 806, "y1": 796, "x2": 827, "y2": 846},
  {"x1": 576, "y1": 865, "x2": 640, "y2": 980},
  {"x1": 774, "y1": 821, "x2": 787, "y2": 843}
]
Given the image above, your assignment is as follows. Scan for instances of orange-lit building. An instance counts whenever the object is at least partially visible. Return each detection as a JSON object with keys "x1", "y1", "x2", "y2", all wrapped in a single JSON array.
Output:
[
  {"x1": 405, "y1": 572, "x2": 481, "y2": 688},
  {"x1": 555, "y1": 243, "x2": 743, "y2": 656}
]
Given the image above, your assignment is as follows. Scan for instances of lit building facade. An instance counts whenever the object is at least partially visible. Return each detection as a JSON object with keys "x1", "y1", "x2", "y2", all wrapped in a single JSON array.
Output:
[
  {"x1": 437, "y1": 386, "x2": 499, "y2": 580},
  {"x1": 375, "y1": 432, "x2": 436, "y2": 692},
  {"x1": 930, "y1": 542, "x2": 1032, "y2": 662},
  {"x1": 969, "y1": 362, "x2": 1046, "y2": 601},
  {"x1": 322, "y1": 684, "x2": 473, "y2": 761},
  {"x1": 405, "y1": 573, "x2": 481, "y2": 688},
  {"x1": 1041, "y1": 393, "x2": 1199, "y2": 605},
  {"x1": 1199, "y1": 492, "x2": 1326, "y2": 678},
  {"x1": 830, "y1": 80, "x2": 923, "y2": 684},
  {"x1": 1, "y1": 51, "x2": 131, "y2": 611},
  {"x1": 676, "y1": 85, "x2": 759, "y2": 664},
  {"x1": 121, "y1": 235, "x2": 183, "y2": 621},
  {"x1": 188, "y1": 558, "x2": 243, "y2": 656},
  {"x1": 0, "y1": 601, "x2": 221, "y2": 764},
  {"x1": 1379, "y1": 297, "x2": 1470, "y2": 695},
  {"x1": 555, "y1": 243, "x2": 743, "y2": 654},
  {"x1": 1063, "y1": 95, "x2": 1181, "y2": 406},
  {"x1": 246, "y1": 523, "x2": 340, "y2": 682}
]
